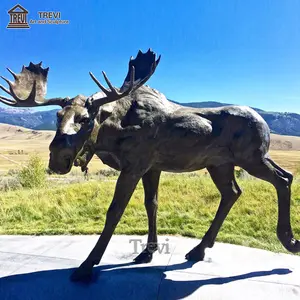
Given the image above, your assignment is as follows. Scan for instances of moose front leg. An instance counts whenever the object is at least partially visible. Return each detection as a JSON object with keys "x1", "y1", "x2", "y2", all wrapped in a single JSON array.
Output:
[
  {"x1": 70, "y1": 171, "x2": 141, "y2": 282},
  {"x1": 134, "y1": 169, "x2": 161, "y2": 263}
]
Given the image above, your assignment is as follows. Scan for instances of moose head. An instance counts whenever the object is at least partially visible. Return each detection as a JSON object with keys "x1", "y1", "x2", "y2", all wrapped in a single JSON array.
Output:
[{"x1": 0, "y1": 50, "x2": 161, "y2": 174}]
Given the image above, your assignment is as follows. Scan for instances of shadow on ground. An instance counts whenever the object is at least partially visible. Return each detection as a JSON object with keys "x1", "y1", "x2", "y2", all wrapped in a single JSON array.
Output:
[{"x1": 0, "y1": 261, "x2": 292, "y2": 300}]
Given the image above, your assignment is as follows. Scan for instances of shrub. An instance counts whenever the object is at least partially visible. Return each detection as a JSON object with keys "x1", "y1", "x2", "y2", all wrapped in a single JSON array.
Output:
[
  {"x1": 294, "y1": 165, "x2": 300, "y2": 177},
  {"x1": 0, "y1": 177, "x2": 21, "y2": 191},
  {"x1": 18, "y1": 154, "x2": 46, "y2": 188}
]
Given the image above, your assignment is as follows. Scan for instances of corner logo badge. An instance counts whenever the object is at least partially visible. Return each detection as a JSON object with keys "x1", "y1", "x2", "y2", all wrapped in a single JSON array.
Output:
[{"x1": 7, "y1": 4, "x2": 30, "y2": 29}]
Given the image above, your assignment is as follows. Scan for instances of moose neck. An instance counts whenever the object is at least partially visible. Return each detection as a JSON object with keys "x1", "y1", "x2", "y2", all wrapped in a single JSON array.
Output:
[{"x1": 73, "y1": 116, "x2": 100, "y2": 170}]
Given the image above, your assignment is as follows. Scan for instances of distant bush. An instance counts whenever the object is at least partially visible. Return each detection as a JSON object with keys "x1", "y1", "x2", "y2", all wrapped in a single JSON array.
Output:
[
  {"x1": 185, "y1": 172, "x2": 201, "y2": 177},
  {"x1": 235, "y1": 168, "x2": 244, "y2": 178},
  {"x1": 17, "y1": 154, "x2": 46, "y2": 188},
  {"x1": 7, "y1": 169, "x2": 19, "y2": 176},
  {"x1": 97, "y1": 168, "x2": 120, "y2": 177},
  {"x1": 235, "y1": 168, "x2": 253, "y2": 180}
]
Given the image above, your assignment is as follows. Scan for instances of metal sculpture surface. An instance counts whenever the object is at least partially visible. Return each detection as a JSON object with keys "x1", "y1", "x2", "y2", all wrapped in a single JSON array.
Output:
[{"x1": 0, "y1": 50, "x2": 299, "y2": 282}]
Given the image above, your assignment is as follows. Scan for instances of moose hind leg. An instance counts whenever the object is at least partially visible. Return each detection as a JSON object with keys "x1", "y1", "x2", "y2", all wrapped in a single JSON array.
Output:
[
  {"x1": 265, "y1": 157, "x2": 293, "y2": 185},
  {"x1": 134, "y1": 170, "x2": 161, "y2": 263},
  {"x1": 186, "y1": 163, "x2": 242, "y2": 261},
  {"x1": 242, "y1": 158, "x2": 300, "y2": 253}
]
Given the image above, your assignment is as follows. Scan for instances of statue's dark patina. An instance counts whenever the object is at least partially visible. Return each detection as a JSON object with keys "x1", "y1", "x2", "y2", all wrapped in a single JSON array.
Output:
[{"x1": 0, "y1": 50, "x2": 299, "y2": 282}]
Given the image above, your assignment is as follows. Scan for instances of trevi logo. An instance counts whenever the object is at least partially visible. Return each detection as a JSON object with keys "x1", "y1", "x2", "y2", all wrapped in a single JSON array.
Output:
[
  {"x1": 7, "y1": 4, "x2": 30, "y2": 29},
  {"x1": 6, "y1": 4, "x2": 70, "y2": 29}
]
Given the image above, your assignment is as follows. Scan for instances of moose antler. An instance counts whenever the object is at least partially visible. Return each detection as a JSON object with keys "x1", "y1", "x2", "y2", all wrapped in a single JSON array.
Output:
[
  {"x1": 120, "y1": 48, "x2": 161, "y2": 92},
  {"x1": 89, "y1": 49, "x2": 161, "y2": 107},
  {"x1": 0, "y1": 62, "x2": 67, "y2": 107},
  {"x1": 88, "y1": 66, "x2": 136, "y2": 107}
]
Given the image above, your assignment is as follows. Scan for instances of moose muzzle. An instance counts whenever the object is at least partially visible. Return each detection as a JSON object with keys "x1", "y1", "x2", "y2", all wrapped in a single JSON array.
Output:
[{"x1": 48, "y1": 134, "x2": 77, "y2": 174}]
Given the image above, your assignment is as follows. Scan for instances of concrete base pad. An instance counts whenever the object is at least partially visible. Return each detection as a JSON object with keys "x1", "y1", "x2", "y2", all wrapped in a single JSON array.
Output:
[{"x1": 0, "y1": 235, "x2": 299, "y2": 299}]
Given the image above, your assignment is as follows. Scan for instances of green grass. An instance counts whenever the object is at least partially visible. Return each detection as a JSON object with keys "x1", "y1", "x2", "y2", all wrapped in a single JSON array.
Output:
[{"x1": 0, "y1": 173, "x2": 300, "y2": 254}]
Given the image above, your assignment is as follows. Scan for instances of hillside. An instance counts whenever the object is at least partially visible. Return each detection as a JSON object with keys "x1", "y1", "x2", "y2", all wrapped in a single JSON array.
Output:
[
  {"x1": 1, "y1": 100, "x2": 300, "y2": 136},
  {"x1": 0, "y1": 123, "x2": 54, "y2": 141},
  {"x1": 0, "y1": 124, "x2": 299, "y2": 174},
  {"x1": 1, "y1": 123, "x2": 300, "y2": 150},
  {"x1": 0, "y1": 124, "x2": 102, "y2": 173}
]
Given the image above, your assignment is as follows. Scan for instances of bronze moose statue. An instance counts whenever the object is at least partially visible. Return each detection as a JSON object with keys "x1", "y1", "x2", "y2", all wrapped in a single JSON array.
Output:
[{"x1": 0, "y1": 49, "x2": 299, "y2": 282}]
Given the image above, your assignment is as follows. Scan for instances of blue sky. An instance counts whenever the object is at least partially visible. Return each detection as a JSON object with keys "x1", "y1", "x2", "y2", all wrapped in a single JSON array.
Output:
[{"x1": 0, "y1": 0, "x2": 299, "y2": 112}]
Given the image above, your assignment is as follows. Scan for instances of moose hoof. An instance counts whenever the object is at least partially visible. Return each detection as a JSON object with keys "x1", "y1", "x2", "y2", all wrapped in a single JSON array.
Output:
[
  {"x1": 185, "y1": 247, "x2": 205, "y2": 262},
  {"x1": 134, "y1": 250, "x2": 154, "y2": 264},
  {"x1": 70, "y1": 264, "x2": 94, "y2": 283}
]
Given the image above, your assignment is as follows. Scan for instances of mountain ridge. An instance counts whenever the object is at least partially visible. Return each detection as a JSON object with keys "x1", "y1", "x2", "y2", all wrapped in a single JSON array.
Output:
[{"x1": 1, "y1": 100, "x2": 300, "y2": 136}]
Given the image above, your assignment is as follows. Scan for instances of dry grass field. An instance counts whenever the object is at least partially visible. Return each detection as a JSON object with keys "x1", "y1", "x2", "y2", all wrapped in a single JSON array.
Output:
[
  {"x1": 0, "y1": 123, "x2": 300, "y2": 174},
  {"x1": 0, "y1": 124, "x2": 103, "y2": 175}
]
